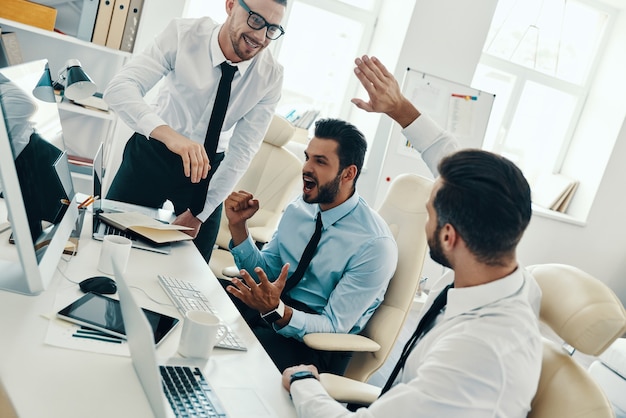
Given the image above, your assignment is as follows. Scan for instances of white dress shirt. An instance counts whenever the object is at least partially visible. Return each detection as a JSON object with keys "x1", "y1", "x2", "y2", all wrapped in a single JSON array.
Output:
[
  {"x1": 104, "y1": 17, "x2": 283, "y2": 221},
  {"x1": 290, "y1": 267, "x2": 543, "y2": 418}
]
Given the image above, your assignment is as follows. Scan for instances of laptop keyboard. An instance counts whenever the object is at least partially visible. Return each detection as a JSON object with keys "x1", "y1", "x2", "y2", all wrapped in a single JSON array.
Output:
[
  {"x1": 160, "y1": 365, "x2": 227, "y2": 417},
  {"x1": 158, "y1": 275, "x2": 247, "y2": 351},
  {"x1": 104, "y1": 223, "x2": 135, "y2": 240}
]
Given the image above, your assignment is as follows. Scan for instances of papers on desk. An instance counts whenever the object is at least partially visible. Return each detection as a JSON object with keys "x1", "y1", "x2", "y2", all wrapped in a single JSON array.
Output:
[
  {"x1": 45, "y1": 314, "x2": 130, "y2": 357},
  {"x1": 98, "y1": 211, "x2": 193, "y2": 244}
]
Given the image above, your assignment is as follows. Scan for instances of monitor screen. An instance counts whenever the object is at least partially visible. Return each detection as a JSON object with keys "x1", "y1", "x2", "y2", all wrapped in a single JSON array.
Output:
[{"x1": 0, "y1": 59, "x2": 78, "y2": 295}]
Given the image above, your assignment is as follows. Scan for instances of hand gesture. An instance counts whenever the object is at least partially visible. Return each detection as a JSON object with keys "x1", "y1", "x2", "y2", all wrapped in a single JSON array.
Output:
[
  {"x1": 224, "y1": 191, "x2": 260, "y2": 226},
  {"x1": 226, "y1": 264, "x2": 289, "y2": 314},
  {"x1": 351, "y1": 55, "x2": 419, "y2": 128}
]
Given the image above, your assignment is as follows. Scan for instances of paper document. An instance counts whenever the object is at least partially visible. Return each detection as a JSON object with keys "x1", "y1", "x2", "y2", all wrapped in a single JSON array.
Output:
[{"x1": 99, "y1": 211, "x2": 193, "y2": 244}]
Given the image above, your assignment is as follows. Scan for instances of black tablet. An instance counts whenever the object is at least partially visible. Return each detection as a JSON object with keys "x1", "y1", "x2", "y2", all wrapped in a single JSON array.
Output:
[{"x1": 57, "y1": 292, "x2": 179, "y2": 346}]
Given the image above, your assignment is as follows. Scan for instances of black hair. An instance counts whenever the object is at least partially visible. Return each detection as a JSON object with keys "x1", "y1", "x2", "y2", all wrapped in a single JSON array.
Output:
[
  {"x1": 434, "y1": 149, "x2": 532, "y2": 266},
  {"x1": 313, "y1": 118, "x2": 367, "y2": 185}
]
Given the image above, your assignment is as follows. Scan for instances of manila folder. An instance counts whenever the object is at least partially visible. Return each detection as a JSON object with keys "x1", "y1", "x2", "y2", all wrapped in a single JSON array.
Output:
[{"x1": 99, "y1": 211, "x2": 193, "y2": 244}]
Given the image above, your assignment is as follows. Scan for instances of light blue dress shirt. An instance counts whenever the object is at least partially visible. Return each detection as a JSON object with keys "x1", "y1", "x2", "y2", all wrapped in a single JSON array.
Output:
[
  {"x1": 104, "y1": 17, "x2": 283, "y2": 221},
  {"x1": 230, "y1": 192, "x2": 398, "y2": 341}
]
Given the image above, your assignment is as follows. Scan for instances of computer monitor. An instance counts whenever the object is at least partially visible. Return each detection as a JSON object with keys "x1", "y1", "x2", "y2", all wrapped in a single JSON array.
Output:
[{"x1": 0, "y1": 59, "x2": 78, "y2": 295}]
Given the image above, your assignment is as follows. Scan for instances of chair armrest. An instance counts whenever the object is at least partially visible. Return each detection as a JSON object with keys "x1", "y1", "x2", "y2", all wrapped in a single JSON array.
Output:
[
  {"x1": 248, "y1": 226, "x2": 275, "y2": 245},
  {"x1": 221, "y1": 265, "x2": 242, "y2": 278},
  {"x1": 319, "y1": 373, "x2": 380, "y2": 405},
  {"x1": 303, "y1": 333, "x2": 381, "y2": 352}
]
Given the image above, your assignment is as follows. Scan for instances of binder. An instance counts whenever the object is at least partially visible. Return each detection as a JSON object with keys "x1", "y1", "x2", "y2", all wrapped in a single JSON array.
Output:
[
  {"x1": 119, "y1": 0, "x2": 144, "y2": 53},
  {"x1": 91, "y1": 0, "x2": 115, "y2": 45},
  {"x1": 76, "y1": 0, "x2": 101, "y2": 42},
  {"x1": 105, "y1": 0, "x2": 131, "y2": 50},
  {"x1": 0, "y1": 32, "x2": 23, "y2": 67}
]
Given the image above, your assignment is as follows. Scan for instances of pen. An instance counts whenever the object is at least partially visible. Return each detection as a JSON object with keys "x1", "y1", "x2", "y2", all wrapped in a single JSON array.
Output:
[
  {"x1": 451, "y1": 93, "x2": 478, "y2": 101},
  {"x1": 76, "y1": 327, "x2": 123, "y2": 339},
  {"x1": 78, "y1": 195, "x2": 99, "y2": 209},
  {"x1": 60, "y1": 198, "x2": 71, "y2": 206},
  {"x1": 77, "y1": 195, "x2": 93, "y2": 209},
  {"x1": 72, "y1": 332, "x2": 123, "y2": 344}
]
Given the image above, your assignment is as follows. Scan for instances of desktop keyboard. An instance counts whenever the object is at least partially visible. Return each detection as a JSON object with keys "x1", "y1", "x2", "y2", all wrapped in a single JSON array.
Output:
[{"x1": 158, "y1": 275, "x2": 247, "y2": 351}]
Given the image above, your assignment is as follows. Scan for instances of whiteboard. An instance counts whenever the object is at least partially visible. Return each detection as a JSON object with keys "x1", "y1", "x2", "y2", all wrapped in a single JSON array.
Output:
[
  {"x1": 374, "y1": 67, "x2": 495, "y2": 207},
  {"x1": 373, "y1": 68, "x2": 495, "y2": 284}
]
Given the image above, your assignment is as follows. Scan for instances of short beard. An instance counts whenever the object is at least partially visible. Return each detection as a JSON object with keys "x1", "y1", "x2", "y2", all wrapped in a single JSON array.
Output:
[
  {"x1": 304, "y1": 171, "x2": 342, "y2": 205},
  {"x1": 428, "y1": 223, "x2": 451, "y2": 269}
]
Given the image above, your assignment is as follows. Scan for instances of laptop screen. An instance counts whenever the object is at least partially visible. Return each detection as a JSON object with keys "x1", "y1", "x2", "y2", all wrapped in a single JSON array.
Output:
[{"x1": 92, "y1": 142, "x2": 103, "y2": 215}]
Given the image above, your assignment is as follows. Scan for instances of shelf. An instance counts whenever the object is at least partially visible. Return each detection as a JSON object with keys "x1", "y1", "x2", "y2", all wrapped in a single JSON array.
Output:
[
  {"x1": 0, "y1": 17, "x2": 131, "y2": 58},
  {"x1": 58, "y1": 101, "x2": 115, "y2": 121}
]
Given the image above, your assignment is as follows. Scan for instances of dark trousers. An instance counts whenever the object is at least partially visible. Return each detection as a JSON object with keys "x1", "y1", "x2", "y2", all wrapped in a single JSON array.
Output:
[
  {"x1": 106, "y1": 133, "x2": 224, "y2": 262},
  {"x1": 219, "y1": 279, "x2": 352, "y2": 374}
]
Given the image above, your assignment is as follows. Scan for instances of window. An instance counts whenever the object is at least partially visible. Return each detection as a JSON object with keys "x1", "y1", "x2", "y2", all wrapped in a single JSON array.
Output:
[
  {"x1": 274, "y1": 0, "x2": 382, "y2": 130},
  {"x1": 184, "y1": 0, "x2": 383, "y2": 133},
  {"x1": 471, "y1": 0, "x2": 613, "y2": 214}
]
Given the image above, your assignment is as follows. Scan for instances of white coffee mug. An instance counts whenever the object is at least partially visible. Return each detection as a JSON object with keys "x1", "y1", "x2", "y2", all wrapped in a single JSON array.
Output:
[
  {"x1": 178, "y1": 311, "x2": 228, "y2": 360},
  {"x1": 97, "y1": 235, "x2": 132, "y2": 275}
]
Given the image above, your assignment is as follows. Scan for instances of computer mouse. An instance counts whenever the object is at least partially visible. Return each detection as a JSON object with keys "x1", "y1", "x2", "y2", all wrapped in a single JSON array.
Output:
[{"x1": 79, "y1": 276, "x2": 117, "y2": 295}]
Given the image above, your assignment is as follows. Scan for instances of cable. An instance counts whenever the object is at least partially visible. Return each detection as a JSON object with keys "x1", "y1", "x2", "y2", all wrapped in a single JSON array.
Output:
[{"x1": 129, "y1": 285, "x2": 175, "y2": 308}]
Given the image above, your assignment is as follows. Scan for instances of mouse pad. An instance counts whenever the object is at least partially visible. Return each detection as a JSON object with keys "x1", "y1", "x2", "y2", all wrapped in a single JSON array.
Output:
[{"x1": 56, "y1": 292, "x2": 179, "y2": 346}]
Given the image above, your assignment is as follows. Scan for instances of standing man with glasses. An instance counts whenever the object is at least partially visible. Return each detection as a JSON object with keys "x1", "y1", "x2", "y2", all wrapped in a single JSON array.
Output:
[{"x1": 104, "y1": 0, "x2": 287, "y2": 262}]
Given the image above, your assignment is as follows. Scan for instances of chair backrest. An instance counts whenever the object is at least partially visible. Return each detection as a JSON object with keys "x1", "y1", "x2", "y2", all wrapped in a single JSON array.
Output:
[
  {"x1": 342, "y1": 173, "x2": 433, "y2": 382},
  {"x1": 0, "y1": 379, "x2": 17, "y2": 418},
  {"x1": 210, "y1": 115, "x2": 301, "y2": 278},
  {"x1": 526, "y1": 263, "x2": 626, "y2": 418}
]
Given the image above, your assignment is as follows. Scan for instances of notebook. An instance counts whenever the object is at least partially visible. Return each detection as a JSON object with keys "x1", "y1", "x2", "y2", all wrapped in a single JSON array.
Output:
[
  {"x1": 113, "y1": 261, "x2": 228, "y2": 418},
  {"x1": 91, "y1": 143, "x2": 179, "y2": 253}
]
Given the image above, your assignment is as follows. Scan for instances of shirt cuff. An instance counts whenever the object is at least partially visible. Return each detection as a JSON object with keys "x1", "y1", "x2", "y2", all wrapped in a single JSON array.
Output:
[
  {"x1": 137, "y1": 113, "x2": 168, "y2": 139},
  {"x1": 276, "y1": 308, "x2": 305, "y2": 340},
  {"x1": 290, "y1": 377, "x2": 328, "y2": 404},
  {"x1": 402, "y1": 114, "x2": 445, "y2": 153},
  {"x1": 229, "y1": 234, "x2": 258, "y2": 258}
]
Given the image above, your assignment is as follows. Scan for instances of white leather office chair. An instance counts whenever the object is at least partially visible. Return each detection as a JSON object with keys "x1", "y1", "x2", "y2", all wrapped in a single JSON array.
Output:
[
  {"x1": 589, "y1": 337, "x2": 626, "y2": 417},
  {"x1": 0, "y1": 379, "x2": 17, "y2": 418},
  {"x1": 302, "y1": 173, "x2": 433, "y2": 404},
  {"x1": 526, "y1": 263, "x2": 626, "y2": 418},
  {"x1": 209, "y1": 115, "x2": 302, "y2": 279}
]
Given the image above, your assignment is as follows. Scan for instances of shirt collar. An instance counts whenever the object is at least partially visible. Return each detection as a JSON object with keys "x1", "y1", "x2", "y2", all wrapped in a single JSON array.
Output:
[
  {"x1": 317, "y1": 192, "x2": 360, "y2": 229},
  {"x1": 444, "y1": 266, "x2": 526, "y2": 319},
  {"x1": 210, "y1": 24, "x2": 253, "y2": 76}
]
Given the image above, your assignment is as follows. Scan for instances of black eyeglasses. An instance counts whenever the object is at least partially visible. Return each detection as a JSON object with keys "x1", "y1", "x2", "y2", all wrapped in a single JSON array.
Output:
[{"x1": 238, "y1": 0, "x2": 285, "y2": 40}]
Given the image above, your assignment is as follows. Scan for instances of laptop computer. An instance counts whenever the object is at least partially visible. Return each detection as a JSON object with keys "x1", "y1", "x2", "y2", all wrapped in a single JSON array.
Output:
[
  {"x1": 91, "y1": 143, "x2": 173, "y2": 255},
  {"x1": 113, "y1": 261, "x2": 228, "y2": 418}
]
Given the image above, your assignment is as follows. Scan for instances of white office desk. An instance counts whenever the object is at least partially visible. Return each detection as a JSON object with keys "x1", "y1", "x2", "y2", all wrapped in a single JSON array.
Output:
[{"x1": 0, "y1": 212, "x2": 296, "y2": 418}]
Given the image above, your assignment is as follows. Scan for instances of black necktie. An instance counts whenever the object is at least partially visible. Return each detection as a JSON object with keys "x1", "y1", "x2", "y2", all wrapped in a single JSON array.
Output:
[
  {"x1": 282, "y1": 212, "x2": 323, "y2": 296},
  {"x1": 379, "y1": 283, "x2": 454, "y2": 396},
  {"x1": 204, "y1": 62, "x2": 237, "y2": 161}
]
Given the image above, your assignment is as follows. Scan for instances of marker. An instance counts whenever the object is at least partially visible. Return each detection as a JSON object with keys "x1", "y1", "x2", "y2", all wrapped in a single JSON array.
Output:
[{"x1": 451, "y1": 93, "x2": 478, "y2": 101}]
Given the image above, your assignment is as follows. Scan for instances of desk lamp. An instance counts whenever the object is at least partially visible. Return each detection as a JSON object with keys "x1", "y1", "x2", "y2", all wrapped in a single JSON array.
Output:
[
  {"x1": 32, "y1": 62, "x2": 56, "y2": 103},
  {"x1": 53, "y1": 59, "x2": 97, "y2": 101}
]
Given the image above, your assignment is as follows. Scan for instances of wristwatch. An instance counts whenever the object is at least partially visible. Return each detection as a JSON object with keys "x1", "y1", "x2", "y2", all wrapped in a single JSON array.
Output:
[
  {"x1": 260, "y1": 299, "x2": 285, "y2": 324},
  {"x1": 289, "y1": 370, "x2": 317, "y2": 385}
]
